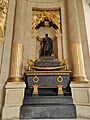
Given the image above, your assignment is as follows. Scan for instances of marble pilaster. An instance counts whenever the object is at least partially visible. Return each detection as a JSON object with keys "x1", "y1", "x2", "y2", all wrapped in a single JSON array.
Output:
[
  {"x1": 0, "y1": 0, "x2": 16, "y2": 114},
  {"x1": 67, "y1": 0, "x2": 90, "y2": 118},
  {"x1": 8, "y1": 42, "x2": 24, "y2": 82},
  {"x1": 66, "y1": 0, "x2": 89, "y2": 83},
  {"x1": 2, "y1": 42, "x2": 25, "y2": 119}
]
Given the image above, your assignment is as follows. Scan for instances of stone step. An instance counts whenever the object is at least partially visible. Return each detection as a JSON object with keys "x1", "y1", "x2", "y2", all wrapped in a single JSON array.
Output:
[
  {"x1": 20, "y1": 104, "x2": 77, "y2": 119},
  {"x1": 23, "y1": 96, "x2": 73, "y2": 105}
]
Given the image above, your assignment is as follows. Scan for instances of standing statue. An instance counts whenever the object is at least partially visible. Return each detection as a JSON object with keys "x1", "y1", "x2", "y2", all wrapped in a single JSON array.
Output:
[{"x1": 37, "y1": 34, "x2": 53, "y2": 57}]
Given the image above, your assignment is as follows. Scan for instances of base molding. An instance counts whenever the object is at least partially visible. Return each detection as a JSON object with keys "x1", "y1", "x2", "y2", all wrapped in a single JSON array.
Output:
[
  {"x1": 2, "y1": 106, "x2": 21, "y2": 120},
  {"x1": 20, "y1": 96, "x2": 77, "y2": 119},
  {"x1": 70, "y1": 82, "x2": 90, "y2": 119},
  {"x1": 76, "y1": 105, "x2": 90, "y2": 119},
  {"x1": 2, "y1": 82, "x2": 26, "y2": 120}
]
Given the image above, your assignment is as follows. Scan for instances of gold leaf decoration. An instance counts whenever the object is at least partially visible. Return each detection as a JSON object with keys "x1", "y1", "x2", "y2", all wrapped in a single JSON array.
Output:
[
  {"x1": 32, "y1": 10, "x2": 61, "y2": 30},
  {"x1": 0, "y1": 0, "x2": 8, "y2": 39}
]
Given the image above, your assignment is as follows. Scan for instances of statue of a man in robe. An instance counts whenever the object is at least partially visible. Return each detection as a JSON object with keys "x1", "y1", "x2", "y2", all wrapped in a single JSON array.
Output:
[{"x1": 37, "y1": 34, "x2": 53, "y2": 57}]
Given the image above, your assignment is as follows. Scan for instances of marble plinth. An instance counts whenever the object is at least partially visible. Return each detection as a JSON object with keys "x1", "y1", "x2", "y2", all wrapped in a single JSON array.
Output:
[
  {"x1": 20, "y1": 96, "x2": 77, "y2": 119},
  {"x1": 2, "y1": 82, "x2": 26, "y2": 120}
]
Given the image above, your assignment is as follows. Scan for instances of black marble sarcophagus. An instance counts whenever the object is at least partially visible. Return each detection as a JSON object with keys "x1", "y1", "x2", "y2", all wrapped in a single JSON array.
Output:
[
  {"x1": 25, "y1": 59, "x2": 72, "y2": 96},
  {"x1": 20, "y1": 59, "x2": 77, "y2": 119}
]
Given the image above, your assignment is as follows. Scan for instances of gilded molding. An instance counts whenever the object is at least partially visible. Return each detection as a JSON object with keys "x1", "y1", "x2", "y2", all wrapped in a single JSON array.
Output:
[
  {"x1": 25, "y1": 70, "x2": 72, "y2": 76},
  {"x1": 7, "y1": 76, "x2": 24, "y2": 82},
  {"x1": 27, "y1": 0, "x2": 62, "y2": 3}
]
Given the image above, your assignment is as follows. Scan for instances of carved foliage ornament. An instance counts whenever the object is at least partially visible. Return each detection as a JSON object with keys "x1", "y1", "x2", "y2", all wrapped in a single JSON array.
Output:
[
  {"x1": 35, "y1": 17, "x2": 58, "y2": 30},
  {"x1": 0, "y1": 0, "x2": 8, "y2": 40},
  {"x1": 32, "y1": 10, "x2": 61, "y2": 30}
]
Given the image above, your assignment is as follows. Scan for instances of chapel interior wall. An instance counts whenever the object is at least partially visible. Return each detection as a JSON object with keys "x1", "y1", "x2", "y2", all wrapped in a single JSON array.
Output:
[
  {"x1": 0, "y1": 0, "x2": 90, "y2": 115},
  {"x1": 77, "y1": 0, "x2": 90, "y2": 81},
  {"x1": 13, "y1": 0, "x2": 71, "y2": 71}
]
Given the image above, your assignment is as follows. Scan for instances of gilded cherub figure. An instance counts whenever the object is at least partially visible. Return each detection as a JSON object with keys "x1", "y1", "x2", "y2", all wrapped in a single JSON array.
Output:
[{"x1": 27, "y1": 59, "x2": 34, "y2": 71}]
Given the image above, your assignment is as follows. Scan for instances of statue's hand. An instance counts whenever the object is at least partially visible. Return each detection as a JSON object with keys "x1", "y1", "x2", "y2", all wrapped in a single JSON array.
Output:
[
  {"x1": 37, "y1": 35, "x2": 42, "y2": 41},
  {"x1": 37, "y1": 35, "x2": 41, "y2": 40},
  {"x1": 37, "y1": 35, "x2": 39, "y2": 39}
]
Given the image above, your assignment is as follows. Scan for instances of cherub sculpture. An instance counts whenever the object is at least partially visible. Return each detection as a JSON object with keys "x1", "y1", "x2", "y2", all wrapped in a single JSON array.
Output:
[
  {"x1": 61, "y1": 58, "x2": 68, "y2": 70},
  {"x1": 27, "y1": 59, "x2": 34, "y2": 71}
]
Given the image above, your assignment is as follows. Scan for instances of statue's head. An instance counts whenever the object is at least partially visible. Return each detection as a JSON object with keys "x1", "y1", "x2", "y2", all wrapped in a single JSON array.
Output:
[
  {"x1": 45, "y1": 33, "x2": 48, "y2": 37},
  {"x1": 44, "y1": 17, "x2": 49, "y2": 27}
]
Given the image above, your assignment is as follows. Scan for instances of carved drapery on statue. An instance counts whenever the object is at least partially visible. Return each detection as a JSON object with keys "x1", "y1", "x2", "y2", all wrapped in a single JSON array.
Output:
[
  {"x1": 37, "y1": 33, "x2": 53, "y2": 58},
  {"x1": 37, "y1": 33, "x2": 58, "y2": 59},
  {"x1": 35, "y1": 17, "x2": 59, "y2": 59}
]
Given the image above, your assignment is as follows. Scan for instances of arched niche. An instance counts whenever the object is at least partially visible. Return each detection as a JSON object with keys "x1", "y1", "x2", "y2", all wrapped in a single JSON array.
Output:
[{"x1": 31, "y1": 10, "x2": 63, "y2": 61}]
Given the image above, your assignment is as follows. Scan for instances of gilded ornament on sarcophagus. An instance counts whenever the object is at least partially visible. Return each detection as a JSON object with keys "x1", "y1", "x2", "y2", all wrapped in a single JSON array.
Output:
[{"x1": 27, "y1": 58, "x2": 68, "y2": 71}]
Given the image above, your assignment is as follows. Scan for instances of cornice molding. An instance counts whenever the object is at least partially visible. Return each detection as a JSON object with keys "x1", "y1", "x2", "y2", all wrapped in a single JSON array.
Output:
[{"x1": 27, "y1": 0, "x2": 62, "y2": 3}]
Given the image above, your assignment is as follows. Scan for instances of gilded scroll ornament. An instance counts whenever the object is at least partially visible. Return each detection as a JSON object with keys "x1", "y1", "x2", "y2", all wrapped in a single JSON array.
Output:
[
  {"x1": 27, "y1": 59, "x2": 34, "y2": 70},
  {"x1": 61, "y1": 58, "x2": 68, "y2": 70},
  {"x1": 27, "y1": 59, "x2": 68, "y2": 71}
]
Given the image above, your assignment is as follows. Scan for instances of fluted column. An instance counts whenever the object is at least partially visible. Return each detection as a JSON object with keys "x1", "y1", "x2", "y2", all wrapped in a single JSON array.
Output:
[
  {"x1": 66, "y1": 0, "x2": 89, "y2": 83},
  {"x1": 8, "y1": 42, "x2": 24, "y2": 82}
]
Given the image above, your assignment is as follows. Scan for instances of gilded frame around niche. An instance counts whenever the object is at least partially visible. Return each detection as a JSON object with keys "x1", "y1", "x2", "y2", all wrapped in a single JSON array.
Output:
[{"x1": 32, "y1": 9, "x2": 62, "y2": 32}]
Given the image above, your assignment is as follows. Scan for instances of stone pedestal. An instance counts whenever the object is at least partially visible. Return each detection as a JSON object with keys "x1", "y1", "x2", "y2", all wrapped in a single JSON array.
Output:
[
  {"x1": 71, "y1": 83, "x2": 90, "y2": 118},
  {"x1": 20, "y1": 96, "x2": 76, "y2": 119},
  {"x1": 2, "y1": 82, "x2": 26, "y2": 120},
  {"x1": 2, "y1": 42, "x2": 26, "y2": 119}
]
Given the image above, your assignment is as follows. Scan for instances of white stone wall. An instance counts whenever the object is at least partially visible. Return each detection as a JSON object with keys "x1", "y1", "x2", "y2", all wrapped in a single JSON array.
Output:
[
  {"x1": 1, "y1": 0, "x2": 90, "y2": 118},
  {"x1": 0, "y1": 0, "x2": 16, "y2": 114},
  {"x1": 76, "y1": 0, "x2": 90, "y2": 81},
  {"x1": 0, "y1": 0, "x2": 70, "y2": 115},
  {"x1": 83, "y1": 0, "x2": 90, "y2": 53},
  {"x1": 13, "y1": 0, "x2": 70, "y2": 69}
]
